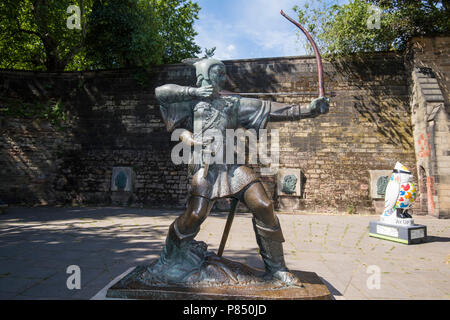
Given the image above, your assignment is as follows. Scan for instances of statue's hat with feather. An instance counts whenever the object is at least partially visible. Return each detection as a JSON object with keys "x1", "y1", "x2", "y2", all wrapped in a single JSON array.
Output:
[{"x1": 182, "y1": 58, "x2": 225, "y2": 87}]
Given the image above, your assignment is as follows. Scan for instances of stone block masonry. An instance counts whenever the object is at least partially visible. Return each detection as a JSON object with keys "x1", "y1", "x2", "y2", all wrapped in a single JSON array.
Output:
[
  {"x1": 409, "y1": 36, "x2": 450, "y2": 218},
  {"x1": 4, "y1": 37, "x2": 446, "y2": 214}
]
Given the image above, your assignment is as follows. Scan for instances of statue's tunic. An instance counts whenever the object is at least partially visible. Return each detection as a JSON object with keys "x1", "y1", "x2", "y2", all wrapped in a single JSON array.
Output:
[{"x1": 156, "y1": 84, "x2": 274, "y2": 199}]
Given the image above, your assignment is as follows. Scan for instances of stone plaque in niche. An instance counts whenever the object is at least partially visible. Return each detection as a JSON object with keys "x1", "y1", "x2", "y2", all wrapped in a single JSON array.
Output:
[
  {"x1": 277, "y1": 169, "x2": 301, "y2": 196},
  {"x1": 369, "y1": 170, "x2": 392, "y2": 199},
  {"x1": 111, "y1": 167, "x2": 135, "y2": 192}
]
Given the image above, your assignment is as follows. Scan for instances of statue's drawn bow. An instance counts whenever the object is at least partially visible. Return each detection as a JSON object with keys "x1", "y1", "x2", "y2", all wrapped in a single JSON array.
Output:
[
  {"x1": 280, "y1": 10, "x2": 325, "y2": 98},
  {"x1": 217, "y1": 11, "x2": 327, "y2": 258}
]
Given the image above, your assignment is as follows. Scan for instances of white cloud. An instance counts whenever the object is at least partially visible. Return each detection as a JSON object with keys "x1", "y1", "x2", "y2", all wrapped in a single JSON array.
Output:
[
  {"x1": 195, "y1": 19, "x2": 240, "y2": 60},
  {"x1": 226, "y1": 44, "x2": 236, "y2": 52},
  {"x1": 241, "y1": 0, "x2": 304, "y2": 55}
]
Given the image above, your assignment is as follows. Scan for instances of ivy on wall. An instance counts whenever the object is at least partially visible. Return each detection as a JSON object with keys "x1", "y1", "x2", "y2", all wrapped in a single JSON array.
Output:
[{"x1": 0, "y1": 97, "x2": 67, "y2": 127}]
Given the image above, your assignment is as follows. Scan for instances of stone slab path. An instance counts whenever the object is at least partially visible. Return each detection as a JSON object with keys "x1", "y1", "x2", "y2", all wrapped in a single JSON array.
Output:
[{"x1": 0, "y1": 207, "x2": 448, "y2": 300}]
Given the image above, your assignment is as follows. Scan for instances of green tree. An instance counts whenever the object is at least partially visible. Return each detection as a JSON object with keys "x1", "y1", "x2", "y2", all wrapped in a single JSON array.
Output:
[
  {"x1": 153, "y1": 0, "x2": 201, "y2": 64},
  {"x1": 84, "y1": 0, "x2": 161, "y2": 69},
  {"x1": 293, "y1": 0, "x2": 449, "y2": 57},
  {"x1": 85, "y1": 0, "x2": 201, "y2": 68},
  {"x1": 0, "y1": 0, "x2": 91, "y2": 71},
  {"x1": 0, "y1": 0, "x2": 201, "y2": 71}
]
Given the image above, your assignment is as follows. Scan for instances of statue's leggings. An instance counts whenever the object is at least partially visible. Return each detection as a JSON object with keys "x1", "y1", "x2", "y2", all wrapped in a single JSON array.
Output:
[{"x1": 176, "y1": 181, "x2": 278, "y2": 236}]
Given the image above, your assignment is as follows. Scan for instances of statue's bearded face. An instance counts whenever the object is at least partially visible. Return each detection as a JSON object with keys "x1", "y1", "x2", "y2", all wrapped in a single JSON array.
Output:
[{"x1": 209, "y1": 64, "x2": 226, "y2": 90}]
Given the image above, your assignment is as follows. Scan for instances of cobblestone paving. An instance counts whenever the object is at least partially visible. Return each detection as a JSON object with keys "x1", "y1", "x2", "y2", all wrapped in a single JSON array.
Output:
[{"x1": 0, "y1": 207, "x2": 448, "y2": 300}]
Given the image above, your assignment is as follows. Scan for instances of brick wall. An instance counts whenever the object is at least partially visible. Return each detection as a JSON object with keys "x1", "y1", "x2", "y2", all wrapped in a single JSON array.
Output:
[
  {"x1": 410, "y1": 36, "x2": 450, "y2": 108},
  {"x1": 0, "y1": 48, "x2": 419, "y2": 213},
  {"x1": 409, "y1": 36, "x2": 450, "y2": 218}
]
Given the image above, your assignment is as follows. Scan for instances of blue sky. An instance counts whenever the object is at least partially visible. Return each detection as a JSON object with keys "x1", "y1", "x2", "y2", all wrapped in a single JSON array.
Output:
[
  {"x1": 194, "y1": 0, "x2": 305, "y2": 60},
  {"x1": 194, "y1": 0, "x2": 349, "y2": 60}
]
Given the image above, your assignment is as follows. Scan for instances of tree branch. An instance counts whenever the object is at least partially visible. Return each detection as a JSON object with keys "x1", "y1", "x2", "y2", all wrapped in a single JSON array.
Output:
[
  {"x1": 15, "y1": 13, "x2": 43, "y2": 39},
  {"x1": 17, "y1": 27, "x2": 42, "y2": 38},
  {"x1": 62, "y1": 0, "x2": 87, "y2": 68}
]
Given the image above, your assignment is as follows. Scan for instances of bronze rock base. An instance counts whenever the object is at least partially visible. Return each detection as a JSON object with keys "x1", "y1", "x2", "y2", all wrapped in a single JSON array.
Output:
[{"x1": 106, "y1": 258, "x2": 331, "y2": 300}]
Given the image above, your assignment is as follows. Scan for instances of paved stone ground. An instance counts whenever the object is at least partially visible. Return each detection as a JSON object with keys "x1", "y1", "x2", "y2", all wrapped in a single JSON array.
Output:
[{"x1": 0, "y1": 207, "x2": 448, "y2": 300}]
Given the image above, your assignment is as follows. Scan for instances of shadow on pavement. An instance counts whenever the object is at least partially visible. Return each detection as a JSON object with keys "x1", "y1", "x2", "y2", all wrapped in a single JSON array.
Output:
[
  {"x1": 425, "y1": 235, "x2": 450, "y2": 243},
  {"x1": 0, "y1": 207, "x2": 276, "y2": 300}
]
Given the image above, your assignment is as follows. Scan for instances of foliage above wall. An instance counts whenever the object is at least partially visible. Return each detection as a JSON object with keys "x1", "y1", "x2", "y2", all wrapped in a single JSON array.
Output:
[
  {"x1": 293, "y1": 0, "x2": 449, "y2": 57},
  {"x1": 0, "y1": 0, "x2": 202, "y2": 71}
]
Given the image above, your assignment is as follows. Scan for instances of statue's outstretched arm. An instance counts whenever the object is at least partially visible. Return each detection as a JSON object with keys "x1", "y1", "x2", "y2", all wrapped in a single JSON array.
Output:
[
  {"x1": 155, "y1": 84, "x2": 197, "y2": 104},
  {"x1": 155, "y1": 84, "x2": 214, "y2": 104},
  {"x1": 269, "y1": 96, "x2": 329, "y2": 121}
]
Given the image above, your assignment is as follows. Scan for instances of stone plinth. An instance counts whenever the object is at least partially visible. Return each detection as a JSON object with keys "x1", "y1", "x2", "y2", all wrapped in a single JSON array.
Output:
[
  {"x1": 372, "y1": 199, "x2": 385, "y2": 215},
  {"x1": 277, "y1": 197, "x2": 304, "y2": 211},
  {"x1": 106, "y1": 261, "x2": 331, "y2": 300},
  {"x1": 369, "y1": 220, "x2": 427, "y2": 244}
]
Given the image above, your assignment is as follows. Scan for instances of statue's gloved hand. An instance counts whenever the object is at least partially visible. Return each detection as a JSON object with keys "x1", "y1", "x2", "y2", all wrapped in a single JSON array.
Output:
[
  {"x1": 193, "y1": 136, "x2": 214, "y2": 148},
  {"x1": 180, "y1": 130, "x2": 214, "y2": 147},
  {"x1": 309, "y1": 96, "x2": 330, "y2": 115},
  {"x1": 192, "y1": 85, "x2": 214, "y2": 98}
]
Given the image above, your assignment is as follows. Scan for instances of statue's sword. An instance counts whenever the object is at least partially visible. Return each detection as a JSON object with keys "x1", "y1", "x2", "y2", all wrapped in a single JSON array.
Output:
[
  {"x1": 217, "y1": 10, "x2": 327, "y2": 258},
  {"x1": 202, "y1": 148, "x2": 212, "y2": 179},
  {"x1": 217, "y1": 198, "x2": 239, "y2": 257},
  {"x1": 194, "y1": 105, "x2": 218, "y2": 179},
  {"x1": 193, "y1": 107, "x2": 207, "y2": 177}
]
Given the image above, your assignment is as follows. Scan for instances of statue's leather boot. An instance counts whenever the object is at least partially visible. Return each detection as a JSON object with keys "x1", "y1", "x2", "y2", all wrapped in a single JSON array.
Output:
[
  {"x1": 159, "y1": 218, "x2": 202, "y2": 266},
  {"x1": 252, "y1": 217, "x2": 303, "y2": 287}
]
